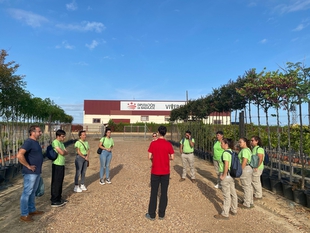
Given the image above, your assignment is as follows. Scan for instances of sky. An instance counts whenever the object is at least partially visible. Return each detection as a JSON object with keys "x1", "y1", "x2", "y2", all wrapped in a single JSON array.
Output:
[{"x1": 1, "y1": 0, "x2": 310, "y2": 125}]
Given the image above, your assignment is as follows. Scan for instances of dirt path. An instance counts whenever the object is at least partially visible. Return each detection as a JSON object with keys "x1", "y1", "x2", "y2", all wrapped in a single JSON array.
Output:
[{"x1": 0, "y1": 137, "x2": 310, "y2": 233}]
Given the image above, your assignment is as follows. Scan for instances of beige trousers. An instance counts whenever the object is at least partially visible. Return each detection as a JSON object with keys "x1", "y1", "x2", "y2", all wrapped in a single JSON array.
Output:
[
  {"x1": 240, "y1": 165, "x2": 253, "y2": 207},
  {"x1": 252, "y1": 169, "x2": 263, "y2": 198},
  {"x1": 220, "y1": 175, "x2": 238, "y2": 217},
  {"x1": 181, "y1": 153, "x2": 195, "y2": 179},
  {"x1": 213, "y1": 160, "x2": 220, "y2": 185}
]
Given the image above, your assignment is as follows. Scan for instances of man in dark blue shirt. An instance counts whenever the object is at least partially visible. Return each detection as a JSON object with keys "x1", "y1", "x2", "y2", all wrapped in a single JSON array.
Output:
[{"x1": 17, "y1": 125, "x2": 44, "y2": 222}]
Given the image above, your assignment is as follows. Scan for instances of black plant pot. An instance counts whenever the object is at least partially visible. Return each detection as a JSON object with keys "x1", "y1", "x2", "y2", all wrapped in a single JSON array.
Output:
[
  {"x1": 304, "y1": 190, "x2": 310, "y2": 208},
  {"x1": 282, "y1": 181, "x2": 294, "y2": 201},
  {"x1": 261, "y1": 174, "x2": 271, "y2": 191},
  {"x1": 270, "y1": 177, "x2": 284, "y2": 196},
  {"x1": 4, "y1": 164, "x2": 16, "y2": 184},
  {"x1": 293, "y1": 189, "x2": 307, "y2": 206},
  {"x1": 0, "y1": 167, "x2": 7, "y2": 186},
  {"x1": 13, "y1": 163, "x2": 21, "y2": 178}
]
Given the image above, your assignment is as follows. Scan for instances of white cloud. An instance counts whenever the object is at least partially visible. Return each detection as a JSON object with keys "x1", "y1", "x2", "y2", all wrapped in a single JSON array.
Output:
[
  {"x1": 7, "y1": 8, "x2": 48, "y2": 28},
  {"x1": 276, "y1": 0, "x2": 310, "y2": 13},
  {"x1": 293, "y1": 24, "x2": 305, "y2": 31},
  {"x1": 260, "y1": 39, "x2": 267, "y2": 44},
  {"x1": 86, "y1": 40, "x2": 99, "y2": 50},
  {"x1": 66, "y1": 1, "x2": 78, "y2": 11},
  {"x1": 56, "y1": 21, "x2": 106, "y2": 33},
  {"x1": 248, "y1": 2, "x2": 257, "y2": 7},
  {"x1": 55, "y1": 40, "x2": 74, "y2": 49},
  {"x1": 85, "y1": 39, "x2": 106, "y2": 50},
  {"x1": 103, "y1": 56, "x2": 112, "y2": 59},
  {"x1": 74, "y1": 61, "x2": 89, "y2": 66}
]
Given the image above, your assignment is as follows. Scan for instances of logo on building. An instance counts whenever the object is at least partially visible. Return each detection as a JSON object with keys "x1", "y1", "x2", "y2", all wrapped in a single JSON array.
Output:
[{"x1": 127, "y1": 102, "x2": 137, "y2": 110}]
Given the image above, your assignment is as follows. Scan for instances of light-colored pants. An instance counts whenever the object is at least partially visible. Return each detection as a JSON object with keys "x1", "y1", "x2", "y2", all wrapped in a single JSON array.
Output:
[
  {"x1": 220, "y1": 175, "x2": 237, "y2": 217},
  {"x1": 240, "y1": 165, "x2": 253, "y2": 207},
  {"x1": 213, "y1": 159, "x2": 220, "y2": 184},
  {"x1": 252, "y1": 169, "x2": 263, "y2": 198},
  {"x1": 181, "y1": 153, "x2": 195, "y2": 179}
]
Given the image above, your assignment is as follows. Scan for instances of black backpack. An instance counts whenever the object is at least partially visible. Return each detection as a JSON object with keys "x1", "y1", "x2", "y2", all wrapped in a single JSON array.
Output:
[
  {"x1": 222, "y1": 150, "x2": 242, "y2": 178},
  {"x1": 46, "y1": 144, "x2": 58, "y2": 161}
]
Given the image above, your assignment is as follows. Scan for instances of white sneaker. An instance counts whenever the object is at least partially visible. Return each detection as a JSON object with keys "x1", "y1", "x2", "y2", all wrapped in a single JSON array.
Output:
[
  {"x1": 106, "y1": 178, "x2": 112, "y2": 184},
  {"x1": 80, "y1": 184, "x2": 87, "y2": 191},
  {"x1": 74, "y1": 185, "x2": 82, "y2": 193},
  {"x1": 214, "y1": 184, "x2": 219, "y2": 189},
  {"x1": 99, "y1": 179, "x2": 105, "y2": 185}
]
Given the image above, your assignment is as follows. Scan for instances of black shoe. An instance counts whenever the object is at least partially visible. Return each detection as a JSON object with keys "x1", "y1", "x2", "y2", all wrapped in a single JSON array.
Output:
[
  {"x1": 145, "y1": 213, "x2": 155, "y2": 221},
  {"x1": 61, "y1": 199, "x2": 69, "y2": 203},
  {"x1": 51, "y1": 201, "x2": 66, "y2": 208}
]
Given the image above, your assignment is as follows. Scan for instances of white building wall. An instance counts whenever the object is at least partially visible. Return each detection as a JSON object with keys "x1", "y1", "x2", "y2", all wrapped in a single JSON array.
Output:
[{"x1": 83, "y1": 114, "x2": 170, "y2": 125}]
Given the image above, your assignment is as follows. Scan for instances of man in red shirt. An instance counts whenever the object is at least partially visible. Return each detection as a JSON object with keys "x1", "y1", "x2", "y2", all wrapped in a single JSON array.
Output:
[{"x1": 145, "y1": 126, "x2": 174, "y2": 220}]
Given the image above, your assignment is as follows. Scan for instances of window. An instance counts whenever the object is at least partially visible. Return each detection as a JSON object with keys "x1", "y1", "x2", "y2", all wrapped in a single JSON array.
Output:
[
  {"x1": 165, "y1": 116, "x2": 170, "y2": 122},
  {"x1": 213, "y1": 120, "x2": 222, "y2": 125},
  {"x1": 141, "y1": 116, "x2": 149, "y2": 121},
  {"x1": 93, "y1": 118, "x2": 101, "y2": 123}
]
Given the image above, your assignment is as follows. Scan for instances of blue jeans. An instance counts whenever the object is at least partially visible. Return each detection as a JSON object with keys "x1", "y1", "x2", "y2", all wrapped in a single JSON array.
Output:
[
  {"x1": 99, "y1": 150, "x2": 112, "y2": 179},
  {"x1": 20, "y1": 174, "x2": 40, "y2": 216}
]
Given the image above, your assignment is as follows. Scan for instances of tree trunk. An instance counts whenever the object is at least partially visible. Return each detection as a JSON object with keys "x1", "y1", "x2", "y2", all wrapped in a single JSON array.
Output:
[
  {"x1": 248, "y1": 100, "x2": 252, "y2": 124},
  {"x1": 286, "y1": 106, "x2": 293, "y2": 182},
  {"x1": 276, "y1": 106, "x2": 281, "y2": 180},
  {"x1": 265, "y1": 109, "x2": 272, "y2": 176},
  {"x1": 298, "y1": 100, "x2": 305, "y2": 190},
  {"x1": 257, "y1": 103, "x2": 261, "y2": 137}
]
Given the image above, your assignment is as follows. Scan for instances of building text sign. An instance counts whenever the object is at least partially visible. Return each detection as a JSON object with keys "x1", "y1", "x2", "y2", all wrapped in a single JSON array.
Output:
[{"x1": 120, "y1": 101, "x2": 186, "y2": 111}]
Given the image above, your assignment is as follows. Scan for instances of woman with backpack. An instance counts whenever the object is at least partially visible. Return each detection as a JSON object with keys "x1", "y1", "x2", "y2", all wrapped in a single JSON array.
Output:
[
  {"x1": 214, "y1": 138, "x2": 238, "y2": 220},
  {"x1": 237, "y1": 137, "x2": 254, "y2": 208},
  {"x1": 250, "y1": 136, "x2": 264, "y2": 200},
  {"x1": 98, "y1": 128, "x2": 114, "y2": 185}
]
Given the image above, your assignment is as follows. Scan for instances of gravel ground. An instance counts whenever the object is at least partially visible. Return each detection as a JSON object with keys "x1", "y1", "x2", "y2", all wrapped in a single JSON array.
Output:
[{"x1": 1, "y1": 136, "x2": 310, "y2": 233}]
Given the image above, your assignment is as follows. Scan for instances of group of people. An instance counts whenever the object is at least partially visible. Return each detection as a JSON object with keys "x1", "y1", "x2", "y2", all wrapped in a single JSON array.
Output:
[
  {"x1": 17, "y1": 125, "x2": 114, "y2": 222},
  {"x1": 17, "y1": 124, "x2": 265, "y2": 222},
  {"x1": 145, "y1": 128, "x2": 266, "y2": 221},
  {"x1": 212, "y1": 131, "x2": 265, "y2": 220}
]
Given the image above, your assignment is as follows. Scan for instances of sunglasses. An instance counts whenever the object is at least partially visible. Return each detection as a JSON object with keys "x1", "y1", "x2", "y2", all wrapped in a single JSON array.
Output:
[{"x1": 152, "y1": 135, "x2": 157, "y2": 137}]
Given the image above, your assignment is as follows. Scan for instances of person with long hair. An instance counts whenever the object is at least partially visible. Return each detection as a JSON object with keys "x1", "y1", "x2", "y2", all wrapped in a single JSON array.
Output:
[
  {"x1": 74, "y1": 130, "x2": 90, "y2": 192},
  {"x1": 251, "y1": 136, "x2": 264, "y2": 199},
  {"x1": 213, "y1": 131, "x2": 224, "y2": 188},
  {"x1": 238, "y1": 137, "x2": 254, "y2": 208},
  {"x1": 214, "y1": 138, "x2": 238, "y2": 220},
  {"x1": 98, "y1": 128, "x2": 114, "y2": 185}
]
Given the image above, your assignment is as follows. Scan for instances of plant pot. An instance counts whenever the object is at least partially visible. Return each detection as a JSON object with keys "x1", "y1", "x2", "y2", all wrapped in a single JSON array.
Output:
[
  {"x1": 293, "y1": 189, "x2": 307, "y2": 206},
  {"x1": 12, "y1": 163, "x2": 21, "y2": 178},
  {"x1": 305, "y1": 190, "x2": 310, "y2": 208},
  {"x1": 261, "y1": 174, "x2": 271, "y2": 191},
  {"x1": 270, "y1": 177, "x2": 283, "y2": 196},
  {"x1": 0, "y1": 167, "x2": 7, "y2": 186},
  {"x1": 282, "y1": 181, "x2": 294, "y2": 201},
  {"x1": 4, "y1": 164, "x2": 16, "y2": 184}
]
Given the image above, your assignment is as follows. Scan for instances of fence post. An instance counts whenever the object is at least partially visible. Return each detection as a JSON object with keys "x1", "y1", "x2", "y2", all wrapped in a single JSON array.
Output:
[{"x1": 239, "y1": 111, "x2": 245, "y2": 138}]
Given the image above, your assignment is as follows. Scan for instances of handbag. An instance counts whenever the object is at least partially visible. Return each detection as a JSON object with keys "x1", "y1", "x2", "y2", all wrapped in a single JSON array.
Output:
[
  {"x1": 97, "y1": 147, "x2": 103, "y2": 154},
  {"x1": 97, "y1": 137, "x2": 105, "y2": 154}
]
